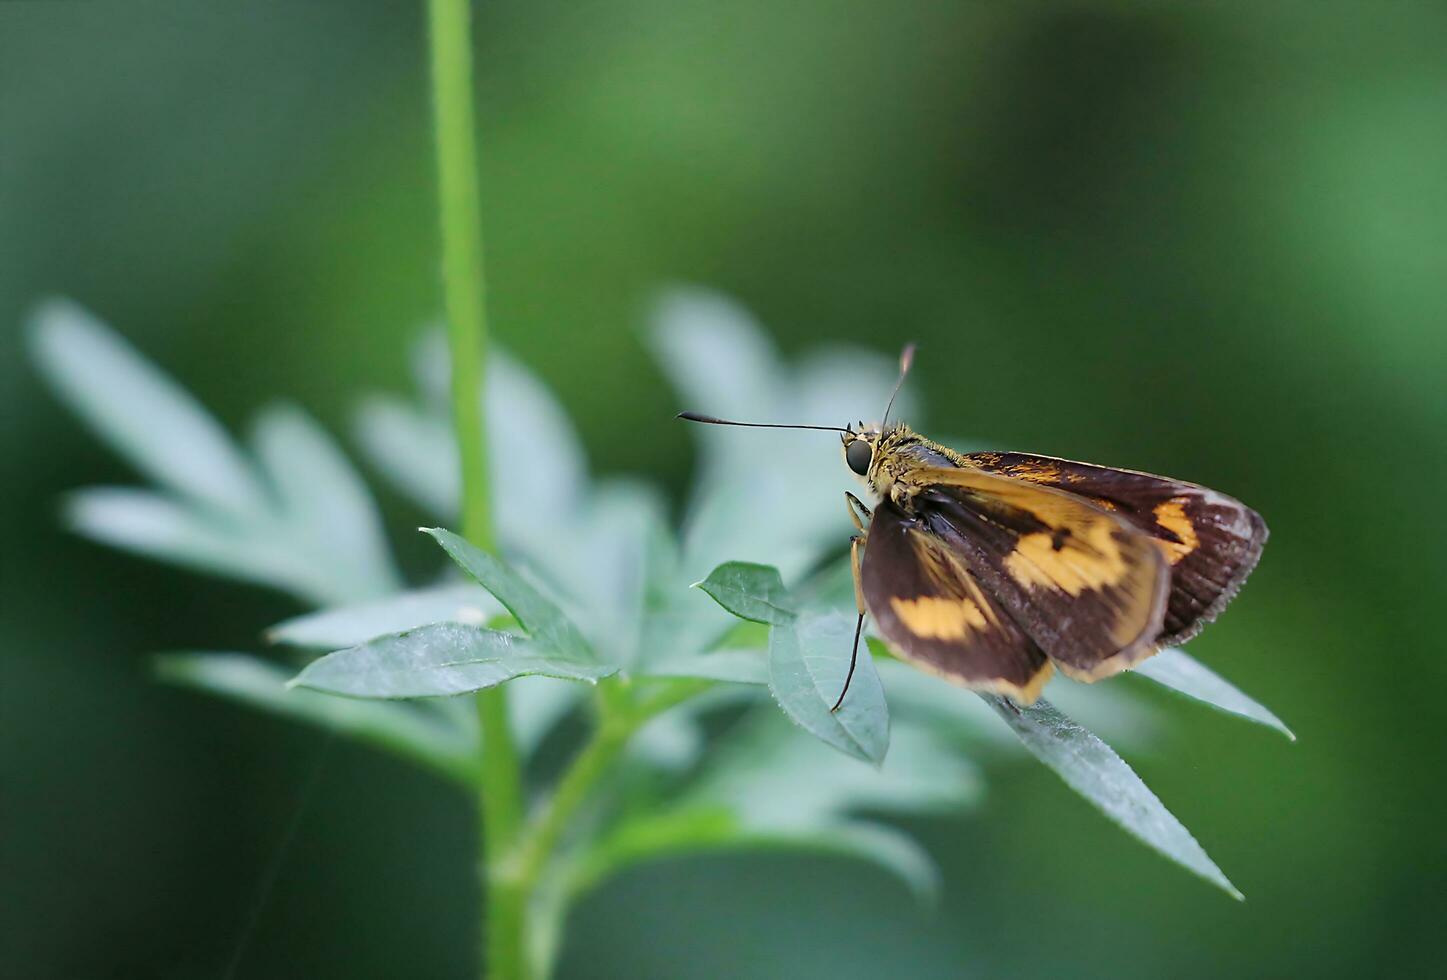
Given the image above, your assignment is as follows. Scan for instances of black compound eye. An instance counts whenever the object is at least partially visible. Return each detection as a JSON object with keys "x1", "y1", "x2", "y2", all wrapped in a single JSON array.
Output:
[{"x1": 846, "y1": 439, "x2": 873, "y2": 476}]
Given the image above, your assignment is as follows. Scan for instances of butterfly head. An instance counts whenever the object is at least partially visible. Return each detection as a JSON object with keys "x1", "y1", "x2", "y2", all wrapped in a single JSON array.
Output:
[
  {"x1": 677, "y1": 343, "x2": 919, "y2": 497},
  {"x1": 841, "y1": 423, "x2": 880, "y2": 477}
]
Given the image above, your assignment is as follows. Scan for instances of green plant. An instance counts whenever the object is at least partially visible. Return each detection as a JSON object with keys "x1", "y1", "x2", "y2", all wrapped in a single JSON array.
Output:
[
  {"x1": 27, "y1": 2, "x2": 1292, "y2": 977},
  {"x1": 28, "y1": 288, "x2": 1292, "y2": 977}
]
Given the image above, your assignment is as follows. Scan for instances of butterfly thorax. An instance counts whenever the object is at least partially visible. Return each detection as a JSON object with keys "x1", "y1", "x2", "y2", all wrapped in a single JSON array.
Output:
[{"x1": 860, "y1": 424, "x2": 971, "y2": 511}]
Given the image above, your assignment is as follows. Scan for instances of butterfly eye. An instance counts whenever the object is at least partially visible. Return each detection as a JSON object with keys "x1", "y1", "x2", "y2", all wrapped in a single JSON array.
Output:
[{"x1": 846, "y1": 438, "x2": 873, "y2": 476}]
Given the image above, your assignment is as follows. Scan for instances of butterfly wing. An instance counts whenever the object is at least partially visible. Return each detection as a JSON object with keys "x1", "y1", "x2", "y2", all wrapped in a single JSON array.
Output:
[
  {"x1": 961, "y1": 452, "x2": 1267, "y2": 645},
  {"x1": 861, "y1": 498, "x2": 1054, "y2": 702}
]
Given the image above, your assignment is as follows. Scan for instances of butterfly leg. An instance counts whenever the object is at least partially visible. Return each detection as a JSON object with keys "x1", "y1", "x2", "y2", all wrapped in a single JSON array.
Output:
[
  {"x1": 831, "y1": 518, "x2": 870, "y2": 713},
  {"x1": 845, "y1": 491, "x2": 872, "y2": 532}
]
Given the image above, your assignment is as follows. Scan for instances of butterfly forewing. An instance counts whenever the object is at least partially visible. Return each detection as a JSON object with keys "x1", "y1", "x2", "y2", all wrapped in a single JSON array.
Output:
[
  {"x1": 961, "y1": 452, "x2": 1267, "y2": 645},
  {"x1": 861, "y1": 499, "x2": 1053, "y2": 702}
]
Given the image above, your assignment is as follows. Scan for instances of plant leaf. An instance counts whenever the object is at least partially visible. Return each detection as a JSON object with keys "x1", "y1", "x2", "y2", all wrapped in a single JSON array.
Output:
[
  {"x1": 769, "y1": 612, "x2": 889, "y2": 765},
  {"x1": 694, "y1": 561, "x2": 797, "y2": 625},
  {"x1": 62, "y1": 487, "x2": 336, "y2": 602},
  {"x1": 985, "y1": 695, "x2": 1242, "y2": 900},
  {"x1": 1134, "y1": 648, "x2": 1295, "y2": 740},
  {"x1": 28, "y1": 299, "x2": 269, "y2": 520},
  {"x1": 354, "y1": 394, "x2": 459, "y2": 517},
  {"x1": 687, "y1": 709, "x2": 980, "y2": 826},
  {"x1": 251, "y1": 403, "x2": 400, "y2": 600},
  {"x1": 268, "y1": 584, "x2": 501, "y2": 649},
  {"x1": 291, "y1": 623, "x2": 616, "y2": 699},
  {"x1": 156, "y1": 652, "x2": 479, "y2": 783},
  {"x1": 639, "y1": 650, "x2": 770, "y2": 685},
  {"x1": 423, "y1": 528, "x2": 594, "y2": 660}
]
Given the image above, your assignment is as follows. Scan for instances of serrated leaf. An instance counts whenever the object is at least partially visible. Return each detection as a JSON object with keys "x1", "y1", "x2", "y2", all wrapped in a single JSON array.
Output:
[
  {"x1": 156, "y1": 653, "x2": 479, "y2": 784},
  {"x1": 251, "y1": 403, "x2": 400, "y2": 600},
  {"x1": 423, "y1": 528, "x2": 594, "y2": 660},
  {"x1": 1134, "y1": 648, "x2": 1295, "y2": 740},
  {"x1": 291, "y1": 623, "x2": 616, "y2": 699},
  {"x1": 985, "y1": 695, "x2": 1242, "y2": 900},
  {"x1": 769, "y1": 612, "x2": 889, "y2": 765},
  {"x1": 694, "y1": 561, "x2": 797, "y2": 625},
  {"x1": 268, "y1": 583, "x2": 501, "y2": 649},
  {"x1": 28, "y1": 300, "x2": 268, "y2": 520}
]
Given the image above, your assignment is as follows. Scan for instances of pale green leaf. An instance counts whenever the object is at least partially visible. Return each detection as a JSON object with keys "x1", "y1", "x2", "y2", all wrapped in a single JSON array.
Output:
[
  {"x1": 354, "y1": 395, "x2": 458, "y2": 517},
  {"x1": 268, "y1": 584, "x2": 501, "y2": 649},
  {"x1": 1134, "y1": 648, "x2": 1295, "y2": 740},
  {"x1": 251, "y1": 403, "x2": 400, "y2": 599},
  {"x1": 423, "y1": 528, "x2": 594, "y2": 660},
  {"x1": 156, "y1": 652, "x2": 479, "y2": 784},
  {"x1": 688, "y1": 709, "x2": 981, "y2": 826},
  {"x1": 573, "y1": 809, "x2": 938, "y2": 906},
  {"x1": 291, "y1": 623, "x2": 616, "y2": 699},
  {"x1": 62, "y1": 487, "x2": 340, "y2": 604},
  {"x1": 639, "y1": 650, "x2": 770, "y2": 686},
  {"x1": 29, "y1": 299, "x2": 268, "y2": 519},
  {"x1": 769, "y1": 612, "x2": 889, "y2": 765},
  {"x1": 986, "y1": 695, "x2": 1242, "y2": 900},
  {"x1": 694, "y1": 561, "x2": 797, "y2": 625}
]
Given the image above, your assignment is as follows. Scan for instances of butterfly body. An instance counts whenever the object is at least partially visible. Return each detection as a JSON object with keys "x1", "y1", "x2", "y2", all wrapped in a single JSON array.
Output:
[
  {"x1": 842, "y1": 422, "x2": 1266, "y2": 704},
  {"x1": 678, "y1": 345, "x2": 1266, "y2": 708}
]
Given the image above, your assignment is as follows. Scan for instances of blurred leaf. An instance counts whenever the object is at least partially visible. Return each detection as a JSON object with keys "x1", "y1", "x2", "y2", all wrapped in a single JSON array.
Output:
[
  {"x1": 1134, "y1": 648, "x2": 1295, "y2": 740},
  {"x1": 486, "y1": 350, "x2": 588, "y2": 535},
  {"x1": 654, "y1": 289, "x2": 913, "y2": 585},
  {"x1": 769, "y1": 612, "x2": 889, "y2": 765},
  {"x1": 156, "y1": 652, "x2": 479, "y2": 784},
  {"x1": 688, "y1": 709, "x2": 981, "y2": 826},
  {"x1": 251, "y1": 403, "x2": 400, "y2": 599},
  {"x1": 694, "y1": 561, "x2": 797, "y2": 625},
  {"x1": 575, "y1": 808, "x2": 938, "y2": 906},
  {"x1": 985, "y1": 696, "x2": 1242, "y2": 900},
  {"x1": 268, "y1": 583, "x2": 502, "y2": 649},
  {"x1": 354, "y1": 344, "x2": 589, "y2": 534},
  {"x1": 423, "y1": 528, "x2": 594, "y2": 661},
  {"x1": 629, "y1": 710, "x2": 706, "y2": 772},
  {"x1": 354, "y1": 394, "x2": 458, "y2": 517},
  {"x1": 508, "y1": 676, "x2": 585, "y2": 756},
  {"x1": 532, "y1": 481, "x2": 665, "y2": 666},
  {"x1": 639, "y1": 650, "x2": 770, "y2": 685},
  {"x1": 62, "y1": 487, "x2": 330, "y2": 602},
  {"x1": 291, "y1": 623, "x2": 617, "y2": 699},
  {"x1": 28, "y1": 299, "x2": 269, "y2": 520}
]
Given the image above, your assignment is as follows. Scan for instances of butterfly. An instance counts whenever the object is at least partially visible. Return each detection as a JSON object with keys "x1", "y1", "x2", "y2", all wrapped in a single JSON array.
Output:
[{"x1": 680, "y1": 344, "x2": 1267, "y2": 709}]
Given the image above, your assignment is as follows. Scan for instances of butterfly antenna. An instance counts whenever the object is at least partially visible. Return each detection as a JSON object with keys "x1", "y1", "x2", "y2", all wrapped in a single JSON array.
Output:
[
  {"x1": 880, "y1": 343, "x2": 917, "y2": 428},
  {"x1": 677, "y1": 411, "x2": 850, "y2": 433}
]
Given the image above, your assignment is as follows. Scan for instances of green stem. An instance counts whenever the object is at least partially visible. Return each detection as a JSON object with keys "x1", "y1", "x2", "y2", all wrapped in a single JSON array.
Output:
[
  {"x1": 426, "y1": 1, "x2": 526, "y2": 978},
  {"x1": 515, "y1": 680, "x2": 711, "y2": 890}
]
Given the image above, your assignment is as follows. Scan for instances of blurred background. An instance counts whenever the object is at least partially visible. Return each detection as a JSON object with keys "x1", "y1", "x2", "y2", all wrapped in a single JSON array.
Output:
[{"x1": 3, "y1": 2, "x2": 1445, "y2": 977}]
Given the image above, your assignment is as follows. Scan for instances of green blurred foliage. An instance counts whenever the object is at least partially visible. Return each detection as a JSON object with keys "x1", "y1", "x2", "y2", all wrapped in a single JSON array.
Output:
[{"x1": 2, "y1": 2, "x2": 1444, "y2": 978}]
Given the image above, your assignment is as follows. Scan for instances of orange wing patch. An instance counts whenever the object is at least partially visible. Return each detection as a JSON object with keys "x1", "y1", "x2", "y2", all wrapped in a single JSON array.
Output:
[
  {"x1": 889, "y1": 595, "x2": 989, "y2": 639},
  {"x1": 1152, "y1": 498, "x2": 1200, "y2": 565}
]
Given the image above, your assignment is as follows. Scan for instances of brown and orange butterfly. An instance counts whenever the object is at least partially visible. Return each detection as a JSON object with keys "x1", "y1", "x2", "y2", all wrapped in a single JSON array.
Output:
[{"x1": 680, "y1": 345, "x2": 1266, "y2": 709}]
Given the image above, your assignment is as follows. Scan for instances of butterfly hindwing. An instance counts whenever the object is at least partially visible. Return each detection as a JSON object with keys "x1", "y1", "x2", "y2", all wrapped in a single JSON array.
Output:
[
  {"x1": 961, "y1": 452, "x2": 1267, "y2": 645},
  {"x1": 861, "y1": 498, "x2": 1053, "y2": 702},
  {"x1": 896, "y1": 467, "x2": 1171, "y2": 681}
]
